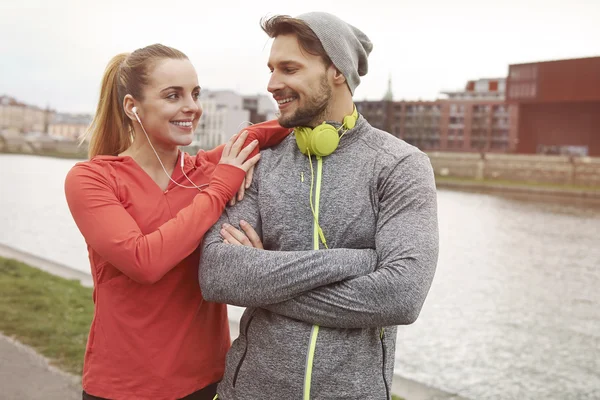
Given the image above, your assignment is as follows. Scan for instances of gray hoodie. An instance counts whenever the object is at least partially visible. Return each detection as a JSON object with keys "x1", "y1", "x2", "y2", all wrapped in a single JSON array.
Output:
[{"x1": 200, "y1": 115, "x2": 439, "y2": 400}]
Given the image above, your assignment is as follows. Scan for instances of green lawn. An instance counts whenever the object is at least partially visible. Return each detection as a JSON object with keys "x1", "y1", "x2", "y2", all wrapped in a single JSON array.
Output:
[{"x1": 0, "y1": 256, "x2": 93, "y2": 375}]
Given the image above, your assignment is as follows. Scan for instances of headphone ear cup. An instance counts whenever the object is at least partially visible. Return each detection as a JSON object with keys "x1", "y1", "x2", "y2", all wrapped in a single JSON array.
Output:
[
  {"x1": 310, "y1": 124, "x2": 340, "y2": 157},
  {"x1": 343, "y1": 106, "x2": 358, "y2": 130},
  {"x1": 343, "y1": 114, "x2": 356, "y2": 130},
  {"x1": 295, "y1": 127, "x2": 311, "y2": 155}
]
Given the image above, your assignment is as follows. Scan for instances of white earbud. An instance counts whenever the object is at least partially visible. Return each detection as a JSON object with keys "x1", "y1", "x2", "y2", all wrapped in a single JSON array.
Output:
[{"x1": 132, "y1": 106, "x2": 142, "y2": 124}]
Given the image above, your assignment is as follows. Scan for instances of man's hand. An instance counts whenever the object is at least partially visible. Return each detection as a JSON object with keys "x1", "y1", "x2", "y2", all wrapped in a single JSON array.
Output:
[{"x1": 220, "y1": 220, "x2": 263, "y2": 249}]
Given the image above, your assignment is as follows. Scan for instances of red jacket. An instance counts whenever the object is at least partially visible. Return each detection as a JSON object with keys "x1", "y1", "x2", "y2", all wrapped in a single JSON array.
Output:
[{"x1": 64, "y1": 121, "x2": 290, "y2": 399}]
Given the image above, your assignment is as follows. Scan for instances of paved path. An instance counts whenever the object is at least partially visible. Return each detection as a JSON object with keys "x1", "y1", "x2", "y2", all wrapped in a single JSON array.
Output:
[{"x1": 0, "y1": 333, "x2": 81, "y2": 400}]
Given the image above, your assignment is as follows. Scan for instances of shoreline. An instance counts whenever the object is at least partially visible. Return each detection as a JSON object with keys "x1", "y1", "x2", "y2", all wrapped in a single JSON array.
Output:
[
  {"x1": 0, "y1": 242, "x2": 466, "y2": 400},
  {"x1": 436, "y1": 177, "x2": 600, "y2": 202}
]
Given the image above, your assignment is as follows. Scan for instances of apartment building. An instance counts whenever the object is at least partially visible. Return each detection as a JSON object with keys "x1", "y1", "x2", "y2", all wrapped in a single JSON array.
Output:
[{"x1": 357, "y1": 77, "x2": 516, "y2": 153}]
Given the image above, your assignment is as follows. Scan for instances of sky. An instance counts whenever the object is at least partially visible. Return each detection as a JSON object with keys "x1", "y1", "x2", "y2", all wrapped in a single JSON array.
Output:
[{"x1": 1, "y1": 0, "x2": 599, "y2": 114}]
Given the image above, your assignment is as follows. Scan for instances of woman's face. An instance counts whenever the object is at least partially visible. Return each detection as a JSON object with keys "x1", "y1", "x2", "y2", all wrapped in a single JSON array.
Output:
[{"x1": 136, "y1": 58, "x2": 202, "y2": 148}]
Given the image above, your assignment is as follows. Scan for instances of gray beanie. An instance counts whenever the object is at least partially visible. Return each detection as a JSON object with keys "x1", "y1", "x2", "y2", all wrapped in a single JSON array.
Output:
[{"x1": 296, "y1": 12, "x2": 373, "y2": 95}]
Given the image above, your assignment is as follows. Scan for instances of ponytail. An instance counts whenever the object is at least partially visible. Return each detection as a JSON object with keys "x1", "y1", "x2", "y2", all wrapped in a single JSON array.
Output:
[{"x1": 84, "y1": 53, "x2": 131, "y2": 158}]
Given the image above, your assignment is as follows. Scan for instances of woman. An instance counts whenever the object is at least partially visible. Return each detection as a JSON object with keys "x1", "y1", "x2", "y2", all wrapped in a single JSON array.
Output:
[{"x1": 64, "y1": 44, "x2": 289, "y2": 400}]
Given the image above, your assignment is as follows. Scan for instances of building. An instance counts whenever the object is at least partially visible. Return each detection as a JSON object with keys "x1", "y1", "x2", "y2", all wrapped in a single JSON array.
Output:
[
  {"x1": 193, "y1": 91, "x2": 277, "y2": 149},
  {"x1": 243, "y1": 94, "x2": 278, "y2": 124},
  {"x1": 357, "y1": 56, "x2": 600, "y2": 156},
  {"x1": 507, "y1": 56, "x2": 600, "y2": 156},
  {"x1": 193, "y1": 90, "x2": 250, "y2": 149},
  {"x1": 48, "y1": 113, "x2": 93, "y2": 141},
  {"x1": 357, "y1": 78, "x2": 516, "y2": 152},
  {"x1": 0, "y1": 95, "x2": 55, "y2": 134},
  {"x1": 441, "y1": 78, "x2": 506, "y2": 101}
]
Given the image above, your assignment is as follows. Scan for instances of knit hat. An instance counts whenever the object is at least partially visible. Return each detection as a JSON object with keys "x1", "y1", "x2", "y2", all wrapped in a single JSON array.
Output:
[{"x1": 296, "y1": 12, "x2": 373, "y2": 95}]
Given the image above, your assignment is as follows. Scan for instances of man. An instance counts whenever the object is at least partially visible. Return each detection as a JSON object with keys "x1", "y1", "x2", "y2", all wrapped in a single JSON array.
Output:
[{"x1": 200, "y1": 12, "x2": 439, "y2": 400}]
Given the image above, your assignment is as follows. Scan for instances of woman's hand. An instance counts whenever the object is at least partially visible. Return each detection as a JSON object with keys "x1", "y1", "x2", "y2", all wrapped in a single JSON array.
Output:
[
  {"x1": 219, "y1": 131, "x2": 260, "y2": 205},
  {"x1": 220, "y1": 220, "x2": 263, "y2": 249},
  {"x1": 229, "y1": 164, "x2": 255, "y2": 206}
]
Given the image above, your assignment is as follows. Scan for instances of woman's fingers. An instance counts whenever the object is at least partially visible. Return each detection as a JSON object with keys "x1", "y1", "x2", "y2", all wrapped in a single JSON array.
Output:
[
  {"x1": 237, "y1": 179, "x2": 246, "y2": 201},
  {"x1": 222, "y1": 132, "x2": 239, "y2": 158},
  {"x1": 230, "y1": 130, "x2": 250, "y2": 158},
  {"x1": 245, "y1": 165, "x2": 255, "y2": 189},
  {"x1": 241, "y1": 153, "x2": 261, "y2": 172},
  {"x1": 236, "y1": 139, "x2": 259, "y2": 162}
]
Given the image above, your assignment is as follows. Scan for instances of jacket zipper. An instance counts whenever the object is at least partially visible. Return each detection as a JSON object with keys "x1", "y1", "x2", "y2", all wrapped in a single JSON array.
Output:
[
  {"x1": 380, "y1": 328, "x2": 390, "y2": 399},
  {"x1": 303, "y1": 155, "x2": 324, "y2": 400},
  {"x1": 232, "y1": 315, "x2": 255, "y2": 387}
]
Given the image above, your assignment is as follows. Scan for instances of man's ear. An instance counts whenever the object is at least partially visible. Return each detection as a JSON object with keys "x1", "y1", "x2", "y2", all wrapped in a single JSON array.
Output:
[{"x1": 329, "y1": 65, "x2": 347, "y2": 86}]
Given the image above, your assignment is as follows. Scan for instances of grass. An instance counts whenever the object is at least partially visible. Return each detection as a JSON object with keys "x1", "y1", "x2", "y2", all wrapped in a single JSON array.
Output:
[
  {"x1": 0, "y1": 256, "x2": 408, "y2": 399},
  {"x1": 0, "y1": 256, "x2": 93, "y2": 375}
]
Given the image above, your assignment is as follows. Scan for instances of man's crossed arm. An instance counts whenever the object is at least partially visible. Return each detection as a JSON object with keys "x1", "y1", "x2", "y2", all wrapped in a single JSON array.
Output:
[{"x1": 199, "y1": 152, "x2": 439, "y2": 329}]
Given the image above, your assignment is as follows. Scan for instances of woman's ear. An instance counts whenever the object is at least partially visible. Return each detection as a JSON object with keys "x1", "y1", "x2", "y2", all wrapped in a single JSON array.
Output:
[{"x1": 123, "y1": 95, "x2": 137, "y2": 122}]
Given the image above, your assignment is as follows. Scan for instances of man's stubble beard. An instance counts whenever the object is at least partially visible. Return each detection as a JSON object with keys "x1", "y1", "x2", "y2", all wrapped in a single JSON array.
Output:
[{"x1": 278, "y1": 74, "x2": 332, "y2": 129}]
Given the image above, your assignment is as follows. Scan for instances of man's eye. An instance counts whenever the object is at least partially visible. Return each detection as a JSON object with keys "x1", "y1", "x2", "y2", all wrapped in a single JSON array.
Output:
[{"x1": 167, "y1": 93, "x2": 179, "y2": 99}]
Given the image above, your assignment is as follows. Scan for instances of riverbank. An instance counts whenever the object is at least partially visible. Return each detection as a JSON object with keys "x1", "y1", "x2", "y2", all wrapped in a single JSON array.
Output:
[
  {"x1": 1, "y1": 148, "x2": 86, "y2": 160},
  {"x1": 0, "y1": 245, "x2": 466, "y2": 400},
  {"x1": 436, "y1": 176, "x2": 600, "y2": 201}
]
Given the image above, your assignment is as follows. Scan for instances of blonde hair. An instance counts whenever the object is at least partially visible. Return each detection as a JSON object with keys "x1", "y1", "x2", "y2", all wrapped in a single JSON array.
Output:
[{"x1": 84, "y1": 44, "x2": 188, "y2": 158}]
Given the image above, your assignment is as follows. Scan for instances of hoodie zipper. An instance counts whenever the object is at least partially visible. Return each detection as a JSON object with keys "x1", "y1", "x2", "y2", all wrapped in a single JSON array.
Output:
[{"x1": 232, "y1": 315, "x2": 255, "y2": 387}]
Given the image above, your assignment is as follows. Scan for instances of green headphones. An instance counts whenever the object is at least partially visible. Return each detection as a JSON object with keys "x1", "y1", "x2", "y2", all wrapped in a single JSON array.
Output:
[{"x1": 295, "y1": 106, "x2": 358, "y2": 157}]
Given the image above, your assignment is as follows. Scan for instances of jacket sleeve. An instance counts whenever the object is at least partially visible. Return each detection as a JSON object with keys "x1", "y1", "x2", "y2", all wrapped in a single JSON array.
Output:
[
  {"x1": 202, "y1": 120, "x2": 291, "y2": 164},
  {"x1": 65, "y1": 162, "x2": 245, "y2": 284},
  {"x1": 199, "y1": 163, "x2": 378, "y2": 307},
  {"x1": 263, "y1": 152, "x2": 439, "y2": 328}
]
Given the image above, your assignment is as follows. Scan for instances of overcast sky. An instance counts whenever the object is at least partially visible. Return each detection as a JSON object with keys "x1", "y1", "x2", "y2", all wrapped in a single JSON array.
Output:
[{"x1": 1, "y1": 0, "x2": 598, "y2": 113}]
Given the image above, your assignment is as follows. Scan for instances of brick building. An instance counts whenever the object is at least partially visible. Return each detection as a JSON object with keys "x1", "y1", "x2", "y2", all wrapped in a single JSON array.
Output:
[
  {"x1": 507, "y1": 56, "x2": 600, "y2": 156},
  {"x1": 357, "y1": 56, "x2": 600, "y2": 156}
]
